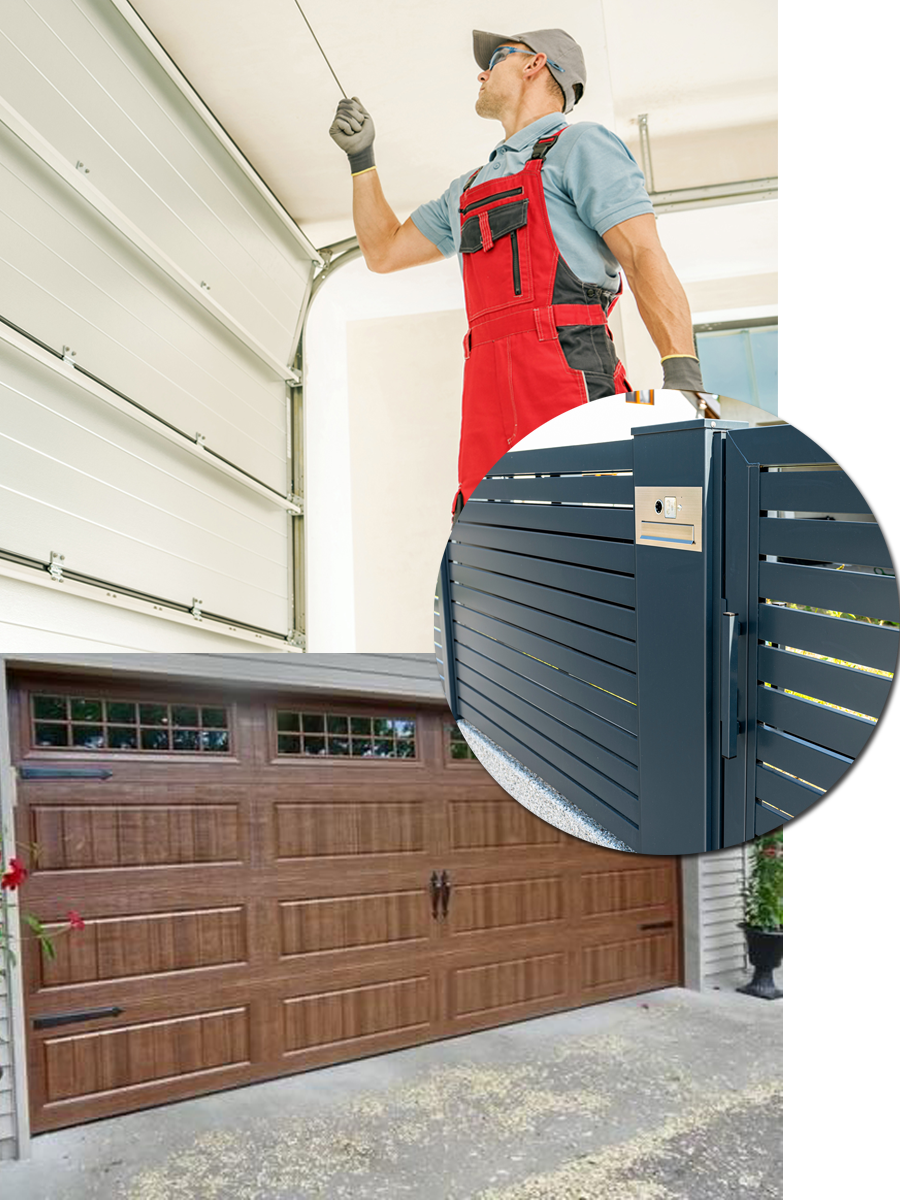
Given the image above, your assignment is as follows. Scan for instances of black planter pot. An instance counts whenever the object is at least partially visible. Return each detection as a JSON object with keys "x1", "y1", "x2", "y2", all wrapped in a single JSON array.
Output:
[{"x1": 737, "y1": 925, "x2": 783, "y2": 1000}]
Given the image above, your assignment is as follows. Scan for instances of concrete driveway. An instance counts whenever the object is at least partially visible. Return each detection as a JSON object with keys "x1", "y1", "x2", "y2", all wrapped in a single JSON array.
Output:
[{"x1": 2, "y1": 986, "x2": 782, "y2": 1200}]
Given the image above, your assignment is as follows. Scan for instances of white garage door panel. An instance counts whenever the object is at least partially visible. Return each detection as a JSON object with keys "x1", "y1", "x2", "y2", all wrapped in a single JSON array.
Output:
[
  {"x1": 0, "y1": 576, "x2": 279, "y2": 653},
  {"x1": 0, "y1": 342, "x2": 290, "y2": 634},
  {"x1": 0, "y1": 137, "x2": 288, "y2": 490},
  {"x1": 2, "y1": 0, "x2": 314, "y2": 365}
]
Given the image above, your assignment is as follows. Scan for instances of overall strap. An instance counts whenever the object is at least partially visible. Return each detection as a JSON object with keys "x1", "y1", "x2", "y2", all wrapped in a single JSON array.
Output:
[
  {"x1": 528, "y1": 128, "x2": 566, "y2": 164},
  {"x1": 460, "y1": 166, "x2": 483, "y2": 194}
]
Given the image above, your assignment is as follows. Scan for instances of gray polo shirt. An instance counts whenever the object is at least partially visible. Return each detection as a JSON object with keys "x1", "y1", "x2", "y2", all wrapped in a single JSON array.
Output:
[{"x1": 411, "y1": 113, "x2": 654, "y2": 293}]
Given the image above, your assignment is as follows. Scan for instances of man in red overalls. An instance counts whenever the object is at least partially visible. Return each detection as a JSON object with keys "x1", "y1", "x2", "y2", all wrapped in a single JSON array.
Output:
[{"x1": 330, "y1": 28, "x2": 706, "y2": 514}]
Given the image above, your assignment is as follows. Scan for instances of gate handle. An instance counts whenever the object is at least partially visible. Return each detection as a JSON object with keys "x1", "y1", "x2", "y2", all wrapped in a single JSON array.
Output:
[
  {"x1": 440, "y1": 870, "x2": 452, "y2": 919},
  {"x1": 429, "y1": 871, "x2": 441, "y2": 920},
  {"x1": 720, "y1": 611, "x2": 739, "y2": 759}
]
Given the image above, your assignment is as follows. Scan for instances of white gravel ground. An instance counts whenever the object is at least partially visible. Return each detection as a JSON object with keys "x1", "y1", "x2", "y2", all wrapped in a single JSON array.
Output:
[{"x1": 457, "y1": 719, "x2": 634, "y2": 851}]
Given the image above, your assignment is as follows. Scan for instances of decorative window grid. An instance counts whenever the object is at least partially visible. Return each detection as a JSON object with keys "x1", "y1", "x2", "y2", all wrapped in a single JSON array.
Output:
[
  {"x1": 31, "y1": 695, "x2": 230, "y2": 753},
  {"x1": 275, "y1": 711, "x2": 417, "y2": 758}
]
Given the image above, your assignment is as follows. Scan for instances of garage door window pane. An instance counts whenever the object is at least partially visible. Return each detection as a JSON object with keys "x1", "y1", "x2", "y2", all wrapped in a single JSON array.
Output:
[
  {"x1": 33, "y1": 696, "x2": 66, "y2": 720},
  {"x1": 71, "y1": 699, "x2": 103, "y2": 722},
  {"x1": 327, "y1": 715, "x2": 349, "y2": 734},
  {"x1": 34, "y1": 723, "x2": 69, "y2": 747},
  {"x1": 31, "y1": 693, "x2": 231, "y2": 753}
]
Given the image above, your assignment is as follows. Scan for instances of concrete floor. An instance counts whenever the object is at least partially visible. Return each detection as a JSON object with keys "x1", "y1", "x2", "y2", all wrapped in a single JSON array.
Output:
[{"x1": 2, "y1": 987, "x2": 782, "y2": 1200}]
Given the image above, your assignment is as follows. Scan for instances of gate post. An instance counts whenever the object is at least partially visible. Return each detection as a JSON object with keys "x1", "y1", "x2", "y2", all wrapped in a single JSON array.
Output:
[
  {"x1": 436, "y1": 546, "x2": 460, "y2": 721},
  {"x1": 631, "y1": 419, "x2": 747, "y2": 853}
]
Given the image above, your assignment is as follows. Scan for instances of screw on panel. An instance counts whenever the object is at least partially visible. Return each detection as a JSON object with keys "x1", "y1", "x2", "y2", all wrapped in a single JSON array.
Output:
[
  {"x1": 194, "y1": 433, "x2": 206, "y2": 447},
  {"x1": 286, "y1": 630, "x2": 306, "y2": 650},
  {"x1": 62, "y1": 346, "x2": 77, "y2": 363},
  {"x1": 190, "y1": 598, "x2": 203, "y2": 620},
  {"x1": 48, "y1": 552, "x2": 65, "y2": 582},
  {"x1": 199, "y1": 281, "x2": 211, "y2": 290},
  {"x1": 75, "y1": 161, "x2": 90, "y2": 174}
]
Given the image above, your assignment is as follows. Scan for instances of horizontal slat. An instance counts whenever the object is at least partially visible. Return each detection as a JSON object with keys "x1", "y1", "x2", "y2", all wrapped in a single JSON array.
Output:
[
  {"x1": 756, "y1": 725, "x2": 853, "y2": 792},
  {"x1": 453, "y1": 621, "x2": 638, "y2": 736},
  {"x1": 755, "y1": 802, "x2": 789, "y2": 836},
  {"x1": 758, "y1": 604, "x2": 900, "y2": 673},
  {"x1": 452, "y1": 521, "x2": 635, "y2": 575},
  {"x1": 451, "y1": 580, "x2": 636, "y2": 675},
  {"x1": 472, "y1": 473, "x2": 634, "y2": 505},
  {"x1": 759, "y1": 517, "x2": 892, "y2": 568},
  {"x1": 756, "y1": 686, "x2": 876, "y2": 759},
  {"x1": 456, "y1": 663, "x2": 639, "y2": 795},
  {"x1": 756, "y1": 764, "x2": 823, "y2": 818},
  {"x1": 457, "y1": 696, "x2": 639, "y2": 848},
  {"x1": 757, "y1": 644, "x2": 891, "y2": 719},
  {"x1": 459, "y1": 500, "x2": 634, "y2": 541},
  {"x1": 759, "y1": 470, "x2": 869, "y2": 515},
  {"x1": 492, "y1": 440, "x2": 634, "y2": 476},
  {"x1": 450, "y1": 561, "x2": 636, "y2": 647},
  {"x1": 458, "y1": 643, "x2": 643, "y2": 763},
  {"x1": 451, "y1": 595, "x2": 637, "y2": 702},
  {"x1": 758, "y1": 561, "x2": 900, "y2": 622},
  {"x1": 448, "y1": 544, "x2": 633, "y2": 619}
]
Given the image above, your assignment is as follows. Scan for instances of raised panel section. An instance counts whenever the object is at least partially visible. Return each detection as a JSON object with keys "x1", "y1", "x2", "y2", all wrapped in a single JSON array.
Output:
[
  {"x1": 448, "y1": 800, "x2": 561, "y2": 850},
  {"x1": 42, "y1": 1007, "x2": 249, "y2": 1102},
  {"x1": 449, "y1": 952, "x2": 566, "y2": 1019},
  {"x1": 39, "y1": 907, "x2": 247, "y2": 988},
  {"x1": 30, "y1": 804, "x2": 241, "y2": 869},
  {"x1": 583, "y1": 935, "x2": 675, "y2": 993},
  {"x1": 275, "y1": 802, "x2": 424, "y2": 859},
  {"x1": 283, "y1": 977, "x2": 430, "y2": 1054},
  {"x1": 449, "y1": 877, "x2": 564, "y2": 934},
  {"x1": 581, "y1": 866, "x2": 674, "y2": 918},
  {"x1": 279, "y1": 891, "x2": 428, "y2": 957}
]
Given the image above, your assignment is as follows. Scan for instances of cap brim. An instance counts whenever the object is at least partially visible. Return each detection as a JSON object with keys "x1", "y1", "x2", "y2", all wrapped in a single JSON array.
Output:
[{"x1": 473, "y1": 29, "x2": 520, "y2": 70}]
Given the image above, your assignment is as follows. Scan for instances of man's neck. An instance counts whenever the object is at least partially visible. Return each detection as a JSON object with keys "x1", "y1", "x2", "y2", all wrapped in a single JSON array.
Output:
[{"x1": 499, "y1": 105, "x2": 564, "y2": 141}]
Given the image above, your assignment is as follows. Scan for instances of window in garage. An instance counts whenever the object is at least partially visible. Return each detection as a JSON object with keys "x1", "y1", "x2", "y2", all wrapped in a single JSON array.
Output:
[
  {"x1": 275, "y1": 710, "x2": 417, "y2": 758},
  {"x1": 31, "y1": 693, "x2": 230, "y2": 752},
  {"x1": 446, "y1": 722, "x2": 478, "y2": 761}
]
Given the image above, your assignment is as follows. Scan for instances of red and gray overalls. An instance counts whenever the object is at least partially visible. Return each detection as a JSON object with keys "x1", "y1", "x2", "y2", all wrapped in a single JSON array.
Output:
[{"x1": 454, "y1": 128, "x2": 630, "y2": 513}]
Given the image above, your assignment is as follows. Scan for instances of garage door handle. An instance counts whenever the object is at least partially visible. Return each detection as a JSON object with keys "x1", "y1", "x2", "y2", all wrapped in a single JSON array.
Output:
[
  {"x1": 429, "y1": 871, "x2": 441, "y2": 920},
  {"x1": 34, "y1": 1006, "x2": 123, "y2": 1029},
  {"x1": 19, "y1": 766, "x2": 113, "y2": 780},
  {"x1": 440, "y1": 870, "x2": 452, "y2": 919},
  {"x1": 639, "y1": 921, "x2": 673, "y2": 931}
]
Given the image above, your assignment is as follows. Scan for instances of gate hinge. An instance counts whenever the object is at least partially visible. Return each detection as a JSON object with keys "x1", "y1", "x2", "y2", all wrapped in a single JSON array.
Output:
[
  {"x1": 286, "y1": 629, "x2": 306, "y2": 650},
  {"x1": 48, "y1": 551, "x2": 65, "y2": 582},
  {"x1": 190, "y1": 597, "x2": 203, "y2": 620}
]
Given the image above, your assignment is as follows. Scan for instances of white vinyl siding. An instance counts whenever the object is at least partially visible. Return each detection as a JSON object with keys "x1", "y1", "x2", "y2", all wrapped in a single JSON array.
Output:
[
  {"x1": 0, "y1": 0, "x2": 316, "y2": 637},
  {"x1": 682, "y1": 847, "x2": 749, "y2": 991}
]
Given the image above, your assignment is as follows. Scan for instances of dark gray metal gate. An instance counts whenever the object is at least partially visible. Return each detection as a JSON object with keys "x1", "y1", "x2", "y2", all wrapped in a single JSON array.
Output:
[{"x1": 435, "y1": 419, "x2": 899, "y2": 854}]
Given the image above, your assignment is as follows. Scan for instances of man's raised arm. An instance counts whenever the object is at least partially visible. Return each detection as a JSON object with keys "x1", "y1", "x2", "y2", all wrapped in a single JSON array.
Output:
[{"x1": 330, "y1": 97, "x2": 444, "y2": 274}]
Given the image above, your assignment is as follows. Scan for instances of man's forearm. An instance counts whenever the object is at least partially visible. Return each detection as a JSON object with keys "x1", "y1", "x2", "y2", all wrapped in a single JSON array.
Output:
[
  {"x1": 351, "y1": 169, "x2": 402, "y2": 273},
  {"x1": 624, "y1": 244, "x2": 696, "y2": 360}
]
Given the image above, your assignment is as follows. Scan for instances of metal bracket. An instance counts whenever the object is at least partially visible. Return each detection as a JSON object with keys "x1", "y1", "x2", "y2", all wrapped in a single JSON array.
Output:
[
  {"x1": 194, "y1": 432, "x2": 207, "y2": 447},
  {"x1": 48, "y1": 551, "x2": 65, "y2": 582},
  {"x1": 286, "y1": 493, "x2": 304, "y2": 513},
  {"x1": 75, "y1": 160, "x2": 90, "y2": 175},
  {"x1": 190, "y1": 597, "x2": 203, "y2": 620},
  {"x1": 61, "y1": 345, "x2": 77, "y2": 364},
  {"x1": 286, "y1": 629, "x2": 306, "y2": 650}
]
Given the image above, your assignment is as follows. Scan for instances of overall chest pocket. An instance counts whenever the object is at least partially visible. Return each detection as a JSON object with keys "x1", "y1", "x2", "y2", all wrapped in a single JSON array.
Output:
[{"x1": 460, "y1": 197, "x2": 532, "y2": 318}]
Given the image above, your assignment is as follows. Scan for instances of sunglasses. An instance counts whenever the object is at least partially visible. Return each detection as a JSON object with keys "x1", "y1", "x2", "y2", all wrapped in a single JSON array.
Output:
[{"x1": 487, "y1": 46, "x2": 565, "y2": 73}]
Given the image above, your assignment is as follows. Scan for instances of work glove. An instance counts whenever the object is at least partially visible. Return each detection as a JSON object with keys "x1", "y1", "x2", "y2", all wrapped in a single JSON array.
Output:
[
  {"x1": 661, "y1": 354, "x2": 718, "y2": 417},
  {"x1": 329, "y1": 97, "x2": 376, "y2": 174}
]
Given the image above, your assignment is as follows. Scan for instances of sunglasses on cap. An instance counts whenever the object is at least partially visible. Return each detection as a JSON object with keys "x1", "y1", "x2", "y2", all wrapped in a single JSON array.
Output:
[{"x1": 488, "y1": 46, "x2": 565, "y2": 72}]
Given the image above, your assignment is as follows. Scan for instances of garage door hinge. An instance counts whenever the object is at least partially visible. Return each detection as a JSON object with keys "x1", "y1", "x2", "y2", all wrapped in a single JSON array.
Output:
[
  {"x1": 47, "y1": 551, "x2": 65, "y2": 582},
  {"x1": 286, "y1": 492, "x2": 304, "y2": 512},
  {"x1": 190, "y1": 597, "x2": 204, "y2": 620},
  {"x1": 62, "y1": 345, "x2": 77, "y2": 363},
  {"x1": 286, "y1": 629, "x2": 306, "y2": 650}
]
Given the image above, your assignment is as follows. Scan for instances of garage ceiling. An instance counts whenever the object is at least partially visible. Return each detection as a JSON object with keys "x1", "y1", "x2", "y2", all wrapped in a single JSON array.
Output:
[{"x1": 127, "y1": 0, "x2": 776, "y2": 238}]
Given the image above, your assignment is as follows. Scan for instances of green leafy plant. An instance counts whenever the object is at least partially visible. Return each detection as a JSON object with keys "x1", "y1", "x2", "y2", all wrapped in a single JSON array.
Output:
[
  {"x1": 742, "y1": 830, "x2": 783, "y2": 931},
  {"x1": 1, "y1": 834, "x2": 83, "y2": 972}
]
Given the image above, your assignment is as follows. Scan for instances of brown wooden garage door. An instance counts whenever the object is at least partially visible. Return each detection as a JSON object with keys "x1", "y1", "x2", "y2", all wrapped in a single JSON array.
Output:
[{"x1": 9, "y1": 672, "x2": 681, "y2": 1133}]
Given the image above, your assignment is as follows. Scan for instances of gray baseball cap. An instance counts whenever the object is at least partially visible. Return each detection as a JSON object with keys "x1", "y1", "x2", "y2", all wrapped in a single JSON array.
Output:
[{"x1": 473, "y1": 28, "x2": 586, "y2": 114}]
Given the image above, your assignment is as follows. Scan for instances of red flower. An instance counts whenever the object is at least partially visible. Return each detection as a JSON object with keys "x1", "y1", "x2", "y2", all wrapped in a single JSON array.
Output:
[
  {"x1": 762, "y1": 846, "x2": 780, "y2": 858},
  {"x1": 1, "y1": 857, "x2": 28, "y2": 891},
  {"x1": 66, "y1": 910, "x2": 86, "y2": 931}
]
